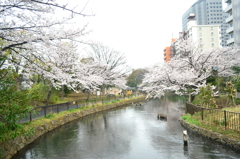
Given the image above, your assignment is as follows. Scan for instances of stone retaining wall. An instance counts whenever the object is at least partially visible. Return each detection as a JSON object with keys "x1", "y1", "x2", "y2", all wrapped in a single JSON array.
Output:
[
  {"x1": 179, "y1": 117, "x2": 240, "y2": 150},
  {"x1": 1, "y1": 97, "x2": 145, "y2": 159}
]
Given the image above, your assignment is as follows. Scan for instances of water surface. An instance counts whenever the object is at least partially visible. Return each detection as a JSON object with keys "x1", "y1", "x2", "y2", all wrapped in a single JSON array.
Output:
[{"x1": 13, "y1": 95, "x2": 240, "y2": 159}]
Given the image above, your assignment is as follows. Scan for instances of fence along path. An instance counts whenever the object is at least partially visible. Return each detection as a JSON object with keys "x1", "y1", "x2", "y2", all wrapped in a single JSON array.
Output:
[
  {"x1": 20, "y1": 95, "x2": 133, "y2": 123},
  {"x1": 185, "y1": 103, "x2": 240, "y2": 132}
]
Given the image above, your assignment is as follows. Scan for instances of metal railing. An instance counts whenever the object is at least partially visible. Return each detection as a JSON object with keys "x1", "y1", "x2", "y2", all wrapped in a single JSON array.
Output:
[
  {"x1": 20, "y1": 95, "x2": 135, "y2": 123},
  {"x1": 185, "y1": 102, "x2": 240, "y2": 132}
]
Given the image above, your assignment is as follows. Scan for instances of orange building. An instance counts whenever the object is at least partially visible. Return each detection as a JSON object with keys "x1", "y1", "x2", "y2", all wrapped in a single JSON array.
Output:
[
  {"x1": 163, "y1": 46, "x2": 171, "y2": 62},
  {"x1": 163, "y1": 38, "x2": 177, "y2": 62}
]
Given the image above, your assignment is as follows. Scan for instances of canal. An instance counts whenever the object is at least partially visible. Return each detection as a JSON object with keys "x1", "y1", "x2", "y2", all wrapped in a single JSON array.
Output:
[{"x1": 13, "y1": 95, "x2": 240, "y2": 159}]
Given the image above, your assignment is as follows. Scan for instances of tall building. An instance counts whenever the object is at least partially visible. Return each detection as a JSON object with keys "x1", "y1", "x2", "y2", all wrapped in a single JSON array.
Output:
[
  {"x1": 163, "y1": 39, "x2": 177, "y2": 62},
  {"x1": 163, "y1": 46, "x2": 171, "y2": 62},
  {"x1": 182, "y1": 0, "x2": 229, "y2": 47},
  {"x1": 171, "y1": 14, "x2": 221, "y2": 58},
  {"x1": 225, "y1": 0, "x2": 240, "y2": 46},
  {"x1": 187, "y1": 16, "x2": 221, "y2": 50}
]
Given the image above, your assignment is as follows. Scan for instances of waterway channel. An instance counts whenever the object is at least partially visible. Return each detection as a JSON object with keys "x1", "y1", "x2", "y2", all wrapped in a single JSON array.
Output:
[{"x1": 13, "y1": 95, "x2": 240, "y2": 159}]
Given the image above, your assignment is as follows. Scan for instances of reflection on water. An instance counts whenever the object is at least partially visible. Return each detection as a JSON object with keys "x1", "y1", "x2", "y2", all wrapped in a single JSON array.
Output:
[{"x1": 13, "y1": 95, "x2": 240, "y2": 159}]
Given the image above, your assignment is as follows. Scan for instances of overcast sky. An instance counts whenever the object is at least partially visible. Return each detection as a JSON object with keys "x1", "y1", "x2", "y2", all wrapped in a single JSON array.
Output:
[{"x1": 67, "y1": 0, "x2": 227, "y2": 69}]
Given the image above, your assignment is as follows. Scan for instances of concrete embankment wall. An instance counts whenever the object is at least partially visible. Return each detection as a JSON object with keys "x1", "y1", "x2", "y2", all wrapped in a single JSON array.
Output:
[
  {"x1": 1, "y1": 97, "x2": 145, "y2": 159},
  {"x1": 179, "y1": 118, "x2": 240, "y2": 150}
]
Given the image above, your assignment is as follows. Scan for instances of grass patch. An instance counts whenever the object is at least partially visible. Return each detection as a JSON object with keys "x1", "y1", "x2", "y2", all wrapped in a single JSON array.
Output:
[
  {"x1": 182, "y1": 113, "x2": 240, "y2": 142},
  {"x1": 223, "y1": 107, "x2": 240, "y2": 113},
  {"x1": 45, "y1": 113, "x2": 56, "y2": 119},
  {"x1": 182, "y1": 114, "x2": 200, "y2": 125}
]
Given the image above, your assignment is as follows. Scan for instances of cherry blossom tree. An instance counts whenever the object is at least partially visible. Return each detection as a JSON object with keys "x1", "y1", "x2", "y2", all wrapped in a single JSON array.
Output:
[
  {"x1": 87, "y1": 42, "x2": 130, "y2": 75},
  {"x1": 86, "y1": 42, "x2": 129, "y2": 94},
  {"x1": 0, "y1": 0, "x2": 91, "y2": 83},
  {"x1": 140, "y1": 38, "x2": 240, "y2": 100},
  {"x1": 0, "y1": 0, "x2": 128, "y2": 103},
  {"x1": 2, "y1": 36, "x2": 127, "y2": 104}
]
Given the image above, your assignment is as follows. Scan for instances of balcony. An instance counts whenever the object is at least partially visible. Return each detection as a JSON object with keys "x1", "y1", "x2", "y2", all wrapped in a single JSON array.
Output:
[
  {"x1": 225, "y1": 4, "x2": 232, "y2": 13},
  {"x1": 226, "y1": 26, "x2": 234, "y2": 34},
  {"x1": 225, "y1": 15, "x2": 233, "y2": 23},
  {"x1": 227, "y1": 38, "x2": 234, "y2": 45}
]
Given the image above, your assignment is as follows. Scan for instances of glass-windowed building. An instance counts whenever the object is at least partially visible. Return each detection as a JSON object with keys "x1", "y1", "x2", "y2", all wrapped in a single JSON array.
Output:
[{"x1": 182, "y1": 0, "x2": 229, "y2": 47}]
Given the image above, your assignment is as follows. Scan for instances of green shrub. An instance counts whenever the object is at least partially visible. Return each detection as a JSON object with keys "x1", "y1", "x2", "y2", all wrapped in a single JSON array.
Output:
[
  {"x1": 111, "y1": 100, "x2": 117, "y2": 103},
  {"x1": 0, "y1": 78, "x2": 33, "y2": 141}
]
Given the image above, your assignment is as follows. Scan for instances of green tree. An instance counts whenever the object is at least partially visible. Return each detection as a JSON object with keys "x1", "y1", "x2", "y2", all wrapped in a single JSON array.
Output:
[
  {"x1": 225, "y1": 81, "x2": 236, "y2": 106},
  {"x1": 127, "y1": 69, "x2": 147, "y2": 88},
  {"x1": 28, "y1": 83, "x2": 49, "y2": 106},
  {"x1": 231, "y1": 66, "x2": 240, "y2": 92},
  {"x1": 0, "y1": 69, "x2": 33, "y2": 141},
  {"x1": 198, "y1": 84, "x2": 218, "y2": 108}
]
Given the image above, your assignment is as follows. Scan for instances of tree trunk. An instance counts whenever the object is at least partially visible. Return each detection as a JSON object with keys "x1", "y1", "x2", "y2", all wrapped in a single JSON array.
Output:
[
  {"x1": 188, "y1": 94, "x2": 195, "y2": 102},
  {"x1": 101, "y1": 85, "x2": 106, "y2": 95},
  {"x1": 86, "y1": 90, "x2": 90, "y2": 102},
  {"x1": 46, "y1": 84, "x2": 53, "y2": 105},
  {"x1": 61, "y1": 85, "x2": 65, "y2": 99},
  {"x1": 15, "y1": 67, "x2": 22, "y2": 91}
]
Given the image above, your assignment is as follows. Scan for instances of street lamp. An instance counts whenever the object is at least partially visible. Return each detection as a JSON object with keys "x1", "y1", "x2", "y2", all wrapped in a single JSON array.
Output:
[{"x1": 212, "y1": 67, "x2": 219, "y2": 92}]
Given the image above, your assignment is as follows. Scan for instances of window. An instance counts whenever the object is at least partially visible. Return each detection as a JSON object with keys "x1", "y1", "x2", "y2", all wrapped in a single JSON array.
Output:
[
  {"x1": 212, "y1": 43, "x2": 214, "y2": 47},
  {"x1": 211, "y1": 38, "x2": 214, "y2": 41},
  {"x1": 211, "y1": 32, "x2": 214, "y2": 35}
]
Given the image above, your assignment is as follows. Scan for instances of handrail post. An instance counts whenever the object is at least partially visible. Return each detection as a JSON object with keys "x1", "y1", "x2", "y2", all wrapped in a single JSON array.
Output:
[
  {"x1": 201, "y1": 107, "x2": 203, "y2": 121},
  {"x1": 185, "y1": 103, "x2": 187, "y2": 114},
  {"x1": 224, "y1": 110, "x2": 227, "y2": 130}
]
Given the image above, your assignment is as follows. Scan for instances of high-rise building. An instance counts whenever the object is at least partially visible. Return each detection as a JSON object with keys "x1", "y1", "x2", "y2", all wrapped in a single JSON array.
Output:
[
  {"x1": 225, "y1": 0, "x2": 240, "y2": 46},
  {"x1": 163, "y1": 39, "x2": 177, "y2": 62},
  {"x1": 182, "y1": 0, "x2": 229, "y2": 47},
  {"x1": 163, "y1": 46, "x2": 171, "y2": 62}
]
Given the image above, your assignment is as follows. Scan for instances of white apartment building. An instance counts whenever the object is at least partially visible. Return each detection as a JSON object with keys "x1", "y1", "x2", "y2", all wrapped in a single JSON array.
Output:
[
  {"x1": 187, "y1": 19, "x2": 221, "y2": 50},
  {"x1": 225, "y1": 0, "x2": 240, "y2": 46}
]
